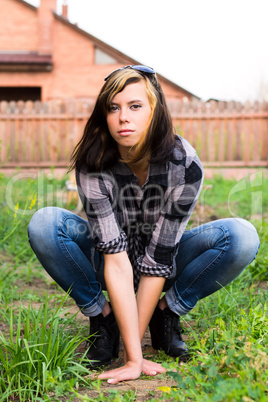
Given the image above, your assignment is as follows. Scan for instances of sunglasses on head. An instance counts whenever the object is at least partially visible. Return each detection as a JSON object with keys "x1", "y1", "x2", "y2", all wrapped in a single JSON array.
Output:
[{"x1": 104, "y1": 65, "x2": 156, "y2": 81}]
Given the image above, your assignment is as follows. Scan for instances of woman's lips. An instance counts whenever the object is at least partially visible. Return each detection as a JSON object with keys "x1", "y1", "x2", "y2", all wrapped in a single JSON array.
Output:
[{"x1": 118, "y1": 130, "x2": 134, "y2": 136}]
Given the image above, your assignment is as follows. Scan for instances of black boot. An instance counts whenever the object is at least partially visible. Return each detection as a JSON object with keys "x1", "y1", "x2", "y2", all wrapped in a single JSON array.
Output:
[
  {"x1": 149, "y1": 306, "x2": 188, "y2": 358},
  {"x1": 85, "y1": 310, "x2": 120, "y2": 368}
]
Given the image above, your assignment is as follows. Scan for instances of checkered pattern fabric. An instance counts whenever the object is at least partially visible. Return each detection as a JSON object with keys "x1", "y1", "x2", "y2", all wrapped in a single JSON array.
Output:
[{"x1": 76, "y1": 136, "x2": 204, "y2": 290}]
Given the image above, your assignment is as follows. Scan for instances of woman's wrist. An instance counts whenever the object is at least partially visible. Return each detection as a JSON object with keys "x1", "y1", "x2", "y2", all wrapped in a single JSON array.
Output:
[
  {"x1": 127, "y1": 358, "x2": 143, "y2": 372},
  {"x1": 123, "y1": 347, "x2": 143, "y2": 367}
]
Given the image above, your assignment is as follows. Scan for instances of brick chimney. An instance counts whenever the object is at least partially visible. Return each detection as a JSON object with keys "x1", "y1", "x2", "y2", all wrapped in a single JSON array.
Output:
[
  {"x1": 62, "y1": 0, "x2": 68, "y2": 19},
  {"x1": 38, "y1": 0, "x2": 57, "y2": 55}
]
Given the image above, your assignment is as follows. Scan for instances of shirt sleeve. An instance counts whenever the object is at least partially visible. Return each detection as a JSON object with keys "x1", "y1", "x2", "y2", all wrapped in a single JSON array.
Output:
[
  {"x1": 137, "y1": 155, "x2": 204, "y2": 279},
  {"x1": 76, "y1": 170, "x2": 127, "y2": 254}
]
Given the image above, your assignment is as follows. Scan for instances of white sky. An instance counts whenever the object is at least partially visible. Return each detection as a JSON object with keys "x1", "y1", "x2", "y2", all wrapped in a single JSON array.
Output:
[{"x1": 27, "y1": 0, "x2": 268, "y2": 101}]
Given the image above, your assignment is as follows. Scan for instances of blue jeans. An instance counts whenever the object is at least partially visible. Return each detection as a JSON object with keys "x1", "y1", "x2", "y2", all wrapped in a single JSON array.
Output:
[{"x1": 28, "y1": 207, "x2": 260, "y2": 317}]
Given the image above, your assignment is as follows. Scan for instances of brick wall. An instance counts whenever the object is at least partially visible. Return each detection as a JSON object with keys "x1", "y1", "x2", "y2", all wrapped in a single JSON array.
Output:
[
  {"x1": 38, "y1": 0, "x2": 57, "y2": 54},
  {"x1": 49, "y1": 19, "x2": 110, "y2": 99},
  {"x1": 0, "y1": 0, "x2": 38, "y2": 50}
]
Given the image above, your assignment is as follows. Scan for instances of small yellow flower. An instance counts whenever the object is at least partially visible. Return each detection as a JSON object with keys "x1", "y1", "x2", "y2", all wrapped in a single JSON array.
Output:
[
  {"x1": 13, "y1": 203, "x2": 19, "y2": 218},
  {"x1": 158, "y1": 386, "x2": 171, "y2": 393},
  {"x1": 29, "y1": 193, "x2": 37, "y2": 210}
]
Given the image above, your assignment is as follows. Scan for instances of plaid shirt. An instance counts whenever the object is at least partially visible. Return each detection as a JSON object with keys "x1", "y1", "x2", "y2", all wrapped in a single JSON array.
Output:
[{"x1": 76, "y1": 136, "x2": 204, "y2": 290}]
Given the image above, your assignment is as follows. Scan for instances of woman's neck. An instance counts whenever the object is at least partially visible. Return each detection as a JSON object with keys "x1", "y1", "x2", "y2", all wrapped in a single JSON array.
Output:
[{"x1": 127, "y1": 154, "x2": 151, "y2": 187}]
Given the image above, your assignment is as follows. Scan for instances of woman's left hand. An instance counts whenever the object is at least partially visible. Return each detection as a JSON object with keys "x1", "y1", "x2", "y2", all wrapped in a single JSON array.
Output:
[
  {"x1": 123, "y1": 348, "x2": 166, "y2": 376},
  {"x1": 141, "y1": 358, "x2": 166, "y2": 376}
]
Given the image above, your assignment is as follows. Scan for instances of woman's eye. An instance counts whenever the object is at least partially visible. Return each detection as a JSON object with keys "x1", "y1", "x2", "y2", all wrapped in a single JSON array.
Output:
[
  {"x1": 109, "y1": 105, "x2": 118, "y2": 112},
  {"x1": 130, "y1": 104, "x2": 142, "y2": 110}
]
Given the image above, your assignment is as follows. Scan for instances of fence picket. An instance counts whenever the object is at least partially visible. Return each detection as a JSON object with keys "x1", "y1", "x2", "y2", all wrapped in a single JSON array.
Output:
[
  {"x1": 262, "y1": 102, "x2": 268, "y2": 161},
  {"x1": 0, "y1": 99, "x2": 267, "y2": 168}
]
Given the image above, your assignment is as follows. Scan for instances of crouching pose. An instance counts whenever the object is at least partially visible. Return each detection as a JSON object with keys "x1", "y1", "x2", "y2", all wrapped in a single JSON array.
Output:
[{"x1": 28, "y1": 65, "x2": 260, "y2": 384}]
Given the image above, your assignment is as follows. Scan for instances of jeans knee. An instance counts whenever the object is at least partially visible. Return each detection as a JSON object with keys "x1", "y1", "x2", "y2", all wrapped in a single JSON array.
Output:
[
  {"x1": 231, "y1": 218, "x2": 260, "y2": 262},
  {"x1": 28, "y1": 207, "x2": 61, "y2": 244}
]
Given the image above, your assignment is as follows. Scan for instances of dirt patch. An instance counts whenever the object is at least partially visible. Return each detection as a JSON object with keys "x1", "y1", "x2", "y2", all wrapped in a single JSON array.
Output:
[{"x1": 73, "y1": 376, "x2": 177, "y2": 402}]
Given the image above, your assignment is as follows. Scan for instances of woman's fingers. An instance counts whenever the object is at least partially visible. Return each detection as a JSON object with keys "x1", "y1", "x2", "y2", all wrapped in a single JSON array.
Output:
[
  {"x1": 142, "y1": 358, "x2": 166, "y2": 375},
  {"x1": 90, "y1": 359, "x2": 165, "y2": 384},
  {"x1": 142, "y1": 369, "x2": 157, "y2": 376}
]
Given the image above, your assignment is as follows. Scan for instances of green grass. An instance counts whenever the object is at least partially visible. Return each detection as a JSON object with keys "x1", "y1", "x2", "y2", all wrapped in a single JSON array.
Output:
[
  {"x1": 0, "y1": 171, "x2": 267, "y2": 401},
  {"x1": 157, "y1": 275, "x2": 268, "y2": 401},
  {"x1": 0, "y1": 295, "x2": 91, "y2": 401},
  {"x1": 0, "y1": 171, "x2": 68, "y2": 264},
  {"x1": 201, "y1": 171, "x2": 268, "y2": 219}
]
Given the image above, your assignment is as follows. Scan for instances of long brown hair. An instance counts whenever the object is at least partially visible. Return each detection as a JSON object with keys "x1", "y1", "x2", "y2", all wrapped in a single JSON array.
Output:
[{"x1": 70, "y1": 68, "x2": 176, "y2": 172}]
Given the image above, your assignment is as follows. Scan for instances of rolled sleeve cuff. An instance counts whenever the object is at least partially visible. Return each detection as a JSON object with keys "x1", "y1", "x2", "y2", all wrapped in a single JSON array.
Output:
[
  {"x1": 136, "y1": 254, "x2": 174, "y2": 278},
  {"x1": 95, "y1": 230, "x2": 128, "y2": 254}
]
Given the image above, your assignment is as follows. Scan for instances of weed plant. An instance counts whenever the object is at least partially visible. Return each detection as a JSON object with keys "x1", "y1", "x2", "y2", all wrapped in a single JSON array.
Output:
[
  {"x1": 0, "y1": 295, "x2": 92, "y2": 400},
  {"x1": 0, "y1": 171, "x2": 67, "y2": 265}
]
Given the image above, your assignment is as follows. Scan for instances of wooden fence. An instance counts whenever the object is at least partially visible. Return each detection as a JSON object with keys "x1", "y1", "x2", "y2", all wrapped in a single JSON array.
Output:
[{"x1": 0, "y1": 99, "x2": 267, "y2": 169}]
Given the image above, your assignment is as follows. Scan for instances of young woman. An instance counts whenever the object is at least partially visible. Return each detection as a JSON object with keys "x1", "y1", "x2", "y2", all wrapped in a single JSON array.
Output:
[{"x1": 28, "y1": 65, "x2": 260, "y2": 384}]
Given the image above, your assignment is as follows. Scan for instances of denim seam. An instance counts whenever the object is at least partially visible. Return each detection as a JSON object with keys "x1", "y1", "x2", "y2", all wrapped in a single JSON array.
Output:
[
  {"x1": 174, "y1": 288, "x2": 194, "y2": 311},
  {"x1": 174, "y1": 224, "x2": 230, "y2": 307},
  {"x1": 58, "y1": 214, "x2": 102, "y2": 305},
  {"x1": 76, "y1": 298, "x2": 103, "y2": 309}
]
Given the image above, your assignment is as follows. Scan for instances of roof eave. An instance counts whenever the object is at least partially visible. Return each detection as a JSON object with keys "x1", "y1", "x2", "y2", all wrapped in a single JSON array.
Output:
[
  {"x1": 14, "y1": 0, "x2": 37, "y2": 12},
  {"x1": 53, "y1": 12, "x2": 138, "y2": 65},
  {"x1": 0, "y1": 64, "x2": 53, "y2": 72},
  {"x1": 53, "y1": 13, "x2": 200, "y2": 100}
]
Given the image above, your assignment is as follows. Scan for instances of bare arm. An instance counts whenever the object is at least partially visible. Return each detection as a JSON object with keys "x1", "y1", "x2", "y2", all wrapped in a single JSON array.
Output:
[
  {"x1": 120, "y1": 275, "x2": 166, "y2": 376},
  {"x1": 96, "y1": 252, "x2": 166, "y2": 383},
  {"x1": 135, "y1": 275, "x2": 166, "y2": 375},
  {"x1": 97, "y1": 251, "x2": 143, "y2": 383},
  {"x1": 136, "y1": 275, "x2": 165, "y2": 340}
]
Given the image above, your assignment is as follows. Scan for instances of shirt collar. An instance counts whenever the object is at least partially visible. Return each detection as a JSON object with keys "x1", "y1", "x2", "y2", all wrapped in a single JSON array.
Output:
[{"x1": 111, "y1": 161, "x2": 168, "y2": 188}]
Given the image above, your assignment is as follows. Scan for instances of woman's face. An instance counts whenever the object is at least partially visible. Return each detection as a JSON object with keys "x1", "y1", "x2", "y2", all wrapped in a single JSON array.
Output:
[{"x1": 106, "y1": 81, "x2": 152, "y2": 158}]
